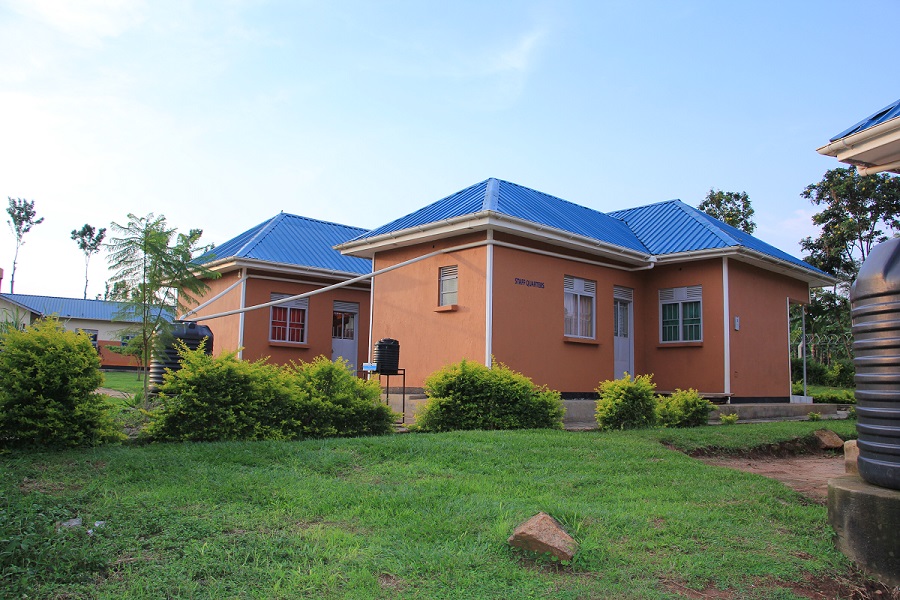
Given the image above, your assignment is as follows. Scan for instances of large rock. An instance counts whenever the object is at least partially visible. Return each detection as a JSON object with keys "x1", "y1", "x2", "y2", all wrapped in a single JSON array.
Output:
[
  {"x1": 844, "y1": 440, "x2": 859, "y2": 474},
  {"x1": 814, "y1": 429, "x2": 844, "y2": 450},
  {"x1": 508, "y1": 512, "x2": 578, "y2": 561}
]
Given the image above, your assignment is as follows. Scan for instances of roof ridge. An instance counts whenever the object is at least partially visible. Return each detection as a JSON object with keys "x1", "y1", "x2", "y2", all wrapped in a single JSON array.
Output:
[
  {"x1": 233, "y1": 213, "x2": 284, "y2": 258},
  {"x1": 483, "y1": 178, "x2": 500, "y2": 211},
  {"x1": 280, "y1": 212, "x2": 369, "y2": 233},
  {"x1": 674, "y1": 201, "x2": 740, "y2": 247}
]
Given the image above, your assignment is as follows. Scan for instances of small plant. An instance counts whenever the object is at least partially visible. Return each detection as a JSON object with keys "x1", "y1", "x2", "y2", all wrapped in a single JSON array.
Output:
[
  {"x1": 0, "y1": 318, "x2": 124, "y2": 447},
  {"x1": 807, "y1": 411, "x2": 822, "y2": 422},
  {"x1": 595, "y1": 373, "x2": 657, "y2": 431},
  {"x1": 414, "y1": 359, "x2": 564, "y2": 432},
  {"x1": 719, "y1": 412, "x2": 739, "y2": 425},
  {"x1": 656, "y1": 388, "x2": 713, "y2": 428},
  {"x1": 847, "y1": 406, "x2": 857, "y2": 419}
]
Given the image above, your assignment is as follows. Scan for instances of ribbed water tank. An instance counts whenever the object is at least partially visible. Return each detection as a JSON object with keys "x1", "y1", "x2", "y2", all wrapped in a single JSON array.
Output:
[
  {"x1": 850, "y1": 237, "x2": 900, "y2": 490},
  {"x1": 373, "y1": 338, "x2": 399, "y2": 375},
  {"x1": 149, "y1": 322, "x2": 214, "y2": 392}
]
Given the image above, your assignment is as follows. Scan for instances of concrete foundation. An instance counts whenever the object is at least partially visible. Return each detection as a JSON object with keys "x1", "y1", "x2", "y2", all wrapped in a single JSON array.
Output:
[{"x1": 827, "y1": 475, "x2": 900, "y2": 587}]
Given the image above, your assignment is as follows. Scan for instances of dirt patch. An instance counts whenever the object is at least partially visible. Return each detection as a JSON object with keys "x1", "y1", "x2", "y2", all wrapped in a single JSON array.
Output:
[
  {"x1": 662, "y1": 571, "x2": 899, "y2": 599},
  {"x1": 698, "y1": 454, "x2": 844, "y2": 504}
]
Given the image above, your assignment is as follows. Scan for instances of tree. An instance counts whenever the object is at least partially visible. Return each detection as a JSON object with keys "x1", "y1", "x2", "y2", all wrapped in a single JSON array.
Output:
[
  {"x1": 6, "y1": 198, "x2": 44, "y2": 293},
  {"x1": 698, "y1": 189, "x2": 756, "y2": 233},
  {"x1": 105, "y1": 213, "x2": 219, "y2": 403},
  {"x1": 71, "y1": 224, "x2": 107, "y2": 300},
  {"x1": 800, "y1": 166, "x2": 900, "y2": 287}
]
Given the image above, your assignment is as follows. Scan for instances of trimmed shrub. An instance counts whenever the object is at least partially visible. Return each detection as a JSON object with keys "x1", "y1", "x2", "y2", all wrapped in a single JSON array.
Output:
[
  {"x1": 289, "y1": 356, "x2": 395, "y2": 437},
  {"x1": 812, "y1": 389, "x2": 856, "y2": 404},
  {"x1": 0, "y1": 318, "x2": 123, "y2": 447},
  {"x1": 656, "y1": 388, "x2": 713, "y2": 428},
  {"x1": 595, "y1": 373, "x2": 657, "y2": 431},
  {"x1": 414, "y1": 359, "x2": 564, "y2": 432},
  {"x1": 147, "y1": 348, "x2": 396, "y2": 442}
]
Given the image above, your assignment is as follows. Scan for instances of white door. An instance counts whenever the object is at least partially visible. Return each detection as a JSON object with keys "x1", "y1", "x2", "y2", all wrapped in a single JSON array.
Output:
[
  {"x1": 613, "y1": 287, "x2": 634, "y2": 379},
  {"x1": 332, "y1": 301, "x2": 359, "y2": 372}
]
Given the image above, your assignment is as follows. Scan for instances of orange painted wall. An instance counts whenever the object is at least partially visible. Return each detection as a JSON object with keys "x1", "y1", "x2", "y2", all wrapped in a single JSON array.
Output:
[
  {"x1": 490, "y1": 243, "x2": 643, "y2": 392},
  {"x1": 98, "y1": 341, "x2": 141, "y2": 368},
  {"x1": 371, "y1": 234, "x2": 487, "y2": 388},
  {"x1": 639, "y1": 260, "x2": 726, "y2": 395},
  {"x1": 727, "y1": 259, "x2": 809, "y2": 398},
  {"x1": 188, "y1": 269, "x2": 371, "y2": 368}
]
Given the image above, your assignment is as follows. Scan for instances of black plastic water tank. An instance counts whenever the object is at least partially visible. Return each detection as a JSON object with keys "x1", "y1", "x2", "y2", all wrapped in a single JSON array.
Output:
[
  {"x1": 149, "y1": 321, "x2": 214, "y2": 392},
  {"x1": 373, "y1": 338, "x2": 400, "y2": 375},
  {"x1": 850, "y1": 237, "x2": 900, "y2": 490}
]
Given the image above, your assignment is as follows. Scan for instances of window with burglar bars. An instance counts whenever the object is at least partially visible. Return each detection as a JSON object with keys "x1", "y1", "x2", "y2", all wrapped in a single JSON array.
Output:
[
  {"x1": 564, "y1": 275, "x2": 596, "y2": 338},
  {"x1": 659, "y1": 285, "x2": 702, "y2": 342},
  {"x1": 270, "y1": 293, "x2": 308, "y2": 343}
]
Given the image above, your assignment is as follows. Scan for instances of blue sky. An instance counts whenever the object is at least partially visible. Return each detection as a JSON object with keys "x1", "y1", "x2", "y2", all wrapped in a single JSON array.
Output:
[{"x1": 1, "y1": 0, "x2": 897, "y2": 298}]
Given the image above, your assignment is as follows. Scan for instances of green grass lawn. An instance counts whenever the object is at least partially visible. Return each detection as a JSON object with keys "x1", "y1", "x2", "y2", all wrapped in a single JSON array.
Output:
[
  {"x1": 100, "y1": 370, "x2": 145, "y2": 396},
  {"x1": 0, "y1": 422, "x2": 860, "y2": 599}
]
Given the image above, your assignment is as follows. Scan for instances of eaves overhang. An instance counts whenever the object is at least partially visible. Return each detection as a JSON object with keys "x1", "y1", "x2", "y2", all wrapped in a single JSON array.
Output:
[
  {"x1": 198, "y1": 257, "x2": 372, "y2": 283},
  {"x1": 817, "y1": 114, "x2": 900, "y2": 175},
  {"x1": 336, "y1": 210, "x2": 653, "y2": 266},
  {"x1": 653, "y1": 247, "x2": 837, "y2": 288}
]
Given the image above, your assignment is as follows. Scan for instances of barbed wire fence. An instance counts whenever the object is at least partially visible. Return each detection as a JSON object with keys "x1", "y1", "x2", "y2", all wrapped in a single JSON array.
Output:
[{"x1": 790, "y1": 331, "x2": 853, "y2": 364}]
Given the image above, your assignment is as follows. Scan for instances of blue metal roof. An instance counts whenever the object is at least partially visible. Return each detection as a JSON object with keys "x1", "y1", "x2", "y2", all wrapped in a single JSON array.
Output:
[
  {"x1": 350, "y1": 178, "x2": 649, "y2": 254},
  {"x1": 197, "y1": 212, "x2": 372, "y2": 275},
  {"x1": 610, "y1": 200, "x2": 828, "y2": 276},
  {"x1": 830, "y1": 98, "x2": 900, "y2": 142},
  {"x1": 0, "y1": 294, "x2": 146, "y2": 322}
]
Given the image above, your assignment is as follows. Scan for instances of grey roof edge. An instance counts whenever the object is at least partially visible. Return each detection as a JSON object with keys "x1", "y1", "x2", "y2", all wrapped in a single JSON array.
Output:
[
  {"x1": 337, "y1": 209, "x2": 653, "y2": 264},
  {"x1": 204, "y1": 256, "x2": 372, "y2": 281},
  {"x1": 653, "y1": 246, "x2": 837, "y2": 287}
]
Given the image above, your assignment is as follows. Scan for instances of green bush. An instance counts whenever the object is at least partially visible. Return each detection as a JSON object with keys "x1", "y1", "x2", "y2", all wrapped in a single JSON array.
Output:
[
  {"x1": 0, "y1": 319, "x2": 123, "y2": 448},
  {"x1": 812, "y1": 389, "x2": 855, "y2": 404},
  {"x1": 656, "y1": 388, "x2": 713, "y2": 428},
  {"x1": 147, "y1": 348, "x2": 395, "y2": 442},
  {"x1": 595, "y1": 373, "x2": 657, "y2": 431},
  {"x1": 719, "y1": 412, "x2": 739, "y2": 425},
  {"x1": 414, "y1": 359, "x2": 564, "y2": 432},
  {"x1": 824, "y1": 359, "x2": 855, "y2": 388},
  {"x1": 807, "y1": 411, "x2": 822, "y2": 422},
  {"x1": 289, "y1": 356, "x2": 395, "y2": 437},
  {"x1": 791, "y1": 358, "x2": 828, "y2": 385}
]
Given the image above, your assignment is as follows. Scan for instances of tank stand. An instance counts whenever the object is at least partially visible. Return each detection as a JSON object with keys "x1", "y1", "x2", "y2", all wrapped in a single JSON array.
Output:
[{"x1": 379, "y1": 369, "x2": 406, "y2": 424}]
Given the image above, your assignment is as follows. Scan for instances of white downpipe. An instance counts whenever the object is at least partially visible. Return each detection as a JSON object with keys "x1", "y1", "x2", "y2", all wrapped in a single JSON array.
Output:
[
  {"x1": 237, "y1": 268, "x2": 247, "y2": 360},
  {"x1": 179, "y1": 272, "x2": 248, "y2": 319},
  {"x1": 184, "y1": 240, "x2": 492, "y2": 323},
  {"x1": 485, "y1": 231, "x2": 494, "y2": 367},
  {"x1": 367, "y1": 265, "x2": 375, "y2": 364},
  {"x1": 722, "y1": 257, "x2": 731, "y2": 400}
]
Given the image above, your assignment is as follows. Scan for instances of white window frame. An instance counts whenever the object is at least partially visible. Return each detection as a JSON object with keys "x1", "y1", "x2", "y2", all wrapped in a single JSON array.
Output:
[
  {"x1": 564, "y1": 275, "x2": 596, "y2": 339},
  {"x1": 439, "y1": 265, "x2": 458, "y2": 306},
  {"x1": 269, "y1": 293, "x2": 309, "y2": 344},
  {"x1": 659, "y1": 285, "x2": 702, "y2": 343}
]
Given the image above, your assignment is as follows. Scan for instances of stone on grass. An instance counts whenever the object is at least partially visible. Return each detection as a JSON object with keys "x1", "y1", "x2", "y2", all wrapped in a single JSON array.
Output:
[
  {"x1": 507, "y1": 512, "x2": 578, "y2": 561},
  {"x1": 814, "y1": 429, "x2": 844, "y2": 450},
  {"x1": 844, "y1": 440, "x2": 859, "y2": 474}
]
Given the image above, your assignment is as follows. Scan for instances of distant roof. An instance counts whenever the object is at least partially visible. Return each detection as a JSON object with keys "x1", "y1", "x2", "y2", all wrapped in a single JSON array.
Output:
[
  {"x1": 196, "y1": 212, "x2": 372, "y2": 275},
  {"x1": 0, "y1": 294, "x2": 146, "y2": 323},
  {"x1": 830, "y1": 98, "x2": 900, "y2": 142},
  {"x1": 350, "y1": 178, "x2": 648, "y2": 254},
  {"x1": 609, "y1": 200, "x2": 828, "y2": 276}
]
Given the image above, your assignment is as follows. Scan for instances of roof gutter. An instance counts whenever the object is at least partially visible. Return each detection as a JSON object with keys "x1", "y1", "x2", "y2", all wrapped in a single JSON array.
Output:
[
  {"x1": 654, "y1": 246, "x2": 836, "y2": 287},
  {"x1": 816, "y1": 115, "x2": 900, "y2": 175}
]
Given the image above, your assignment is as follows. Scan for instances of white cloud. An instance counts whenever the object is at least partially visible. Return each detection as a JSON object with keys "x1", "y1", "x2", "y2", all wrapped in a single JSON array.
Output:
[{"x1": 4, "y1": 0, "x2": 147, "y2": 47}]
